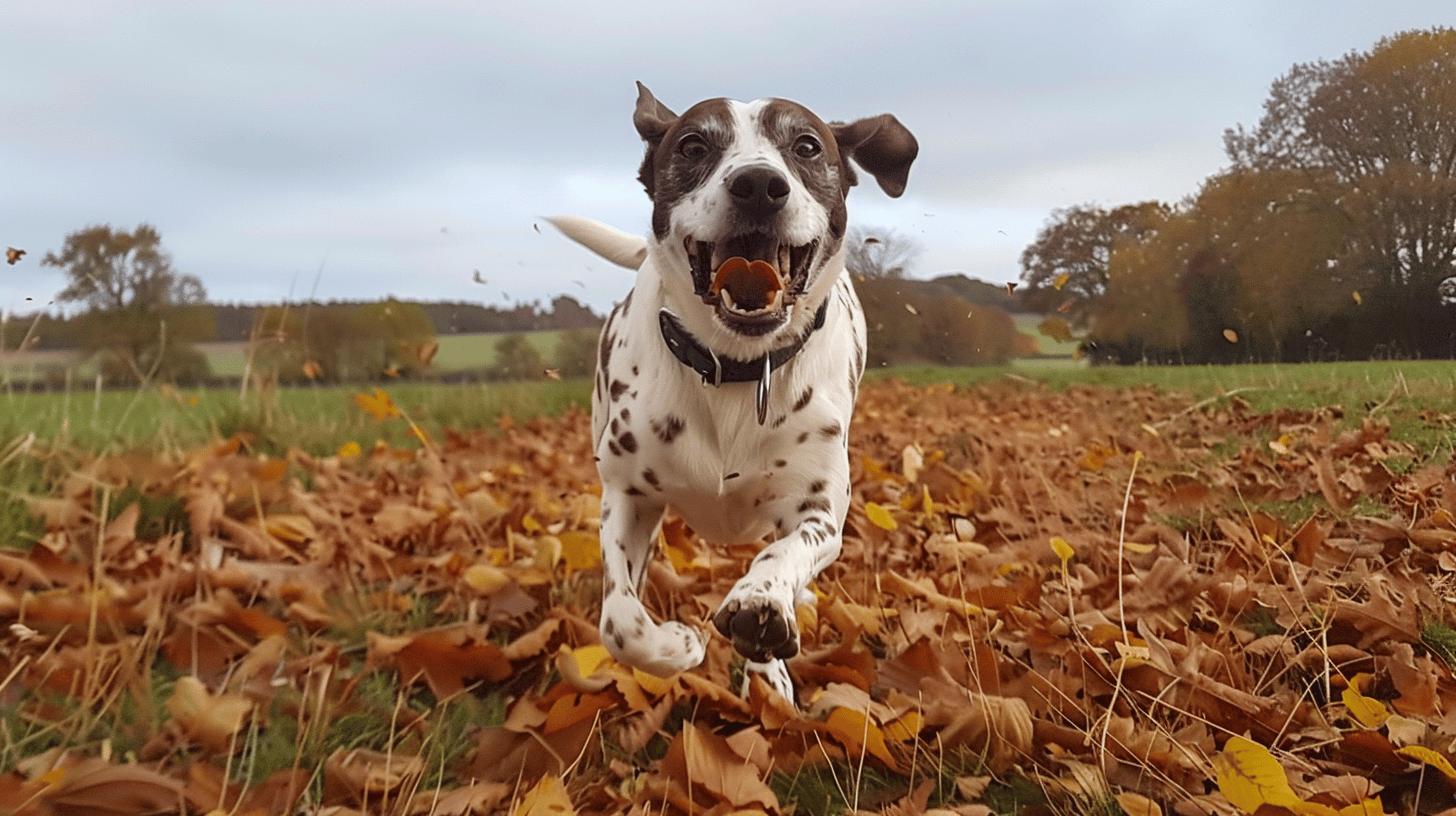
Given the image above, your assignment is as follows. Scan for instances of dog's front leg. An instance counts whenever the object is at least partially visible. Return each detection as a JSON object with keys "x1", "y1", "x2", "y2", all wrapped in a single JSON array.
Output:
[
  {"x1": 713, "y1": 471, "x2": 845, "y2": 665},
  {"x1": 598, "y1": 488, "x2": 706, "y2": 677}
]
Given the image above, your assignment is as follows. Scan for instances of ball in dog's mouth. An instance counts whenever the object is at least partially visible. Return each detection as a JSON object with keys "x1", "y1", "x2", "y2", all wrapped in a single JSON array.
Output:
[
  {"x1": 683, "y1": 236, "x2": 819, "y2": 334},
  {"x1": 711, "y1": 256, "x2": 783, "y2": 313}
]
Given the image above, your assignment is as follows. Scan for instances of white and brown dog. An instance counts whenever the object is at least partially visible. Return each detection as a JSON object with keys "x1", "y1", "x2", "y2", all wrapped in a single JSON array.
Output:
[{"x1": 551, "y1": 83, "x2": 917, "y2": 700}]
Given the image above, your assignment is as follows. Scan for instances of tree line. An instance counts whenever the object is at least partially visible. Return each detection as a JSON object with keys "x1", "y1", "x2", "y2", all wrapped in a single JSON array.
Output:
[
  {"x1": 9, "y1": 219, "x2": 1036, "y2": 387},
  {"x1": 1020, "y1": 28, "x2": 1456, "y2": 364}
]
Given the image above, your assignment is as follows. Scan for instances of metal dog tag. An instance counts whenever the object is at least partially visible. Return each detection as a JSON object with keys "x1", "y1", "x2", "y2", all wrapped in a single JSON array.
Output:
[{"x1": 756, "y1": 355, "x2": 772, "y2": 425}]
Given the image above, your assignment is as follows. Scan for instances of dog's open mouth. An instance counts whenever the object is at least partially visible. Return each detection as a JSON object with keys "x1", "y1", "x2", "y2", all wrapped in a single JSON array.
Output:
[{"x1": 684, "y1": 234, "x2": 819, "y2": 336}]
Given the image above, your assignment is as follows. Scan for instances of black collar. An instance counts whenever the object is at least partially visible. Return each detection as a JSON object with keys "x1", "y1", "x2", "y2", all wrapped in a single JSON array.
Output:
[{"x1": 658, "y1": 300, "x2": 829, "y2": 424}]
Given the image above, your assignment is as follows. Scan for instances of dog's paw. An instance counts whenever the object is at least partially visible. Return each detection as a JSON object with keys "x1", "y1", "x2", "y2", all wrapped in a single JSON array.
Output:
[
  {"x1": 642, "y1": 621, "x2": 707, "y2": 676},
  {"x1": 600, "y1": 599, "x2": 707, "y2": 677},
  {"x1": 714, "y1": 585, "x2": 798, "y2": 663}
]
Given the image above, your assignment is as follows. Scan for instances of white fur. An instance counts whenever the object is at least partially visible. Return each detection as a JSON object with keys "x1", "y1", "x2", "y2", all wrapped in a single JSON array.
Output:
[{"x1": 545, "y1": 215, "x2": 647, "y2": 270}]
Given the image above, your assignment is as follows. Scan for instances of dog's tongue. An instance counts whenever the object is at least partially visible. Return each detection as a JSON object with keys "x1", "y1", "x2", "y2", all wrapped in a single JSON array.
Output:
[{"x1": 711, "y1": 257, "x2": 782, "y2": 311}]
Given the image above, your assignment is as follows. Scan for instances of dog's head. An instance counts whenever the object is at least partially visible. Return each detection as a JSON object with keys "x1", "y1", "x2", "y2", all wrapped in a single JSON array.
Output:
[{"x1": 633, "y1": 83, "x2": 917, "y2": 346}]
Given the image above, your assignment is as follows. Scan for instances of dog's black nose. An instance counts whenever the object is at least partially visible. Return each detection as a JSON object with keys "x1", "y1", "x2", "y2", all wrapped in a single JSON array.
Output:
[{"x1": 726, "y1": 165, "x2": 790, "y2": 218}]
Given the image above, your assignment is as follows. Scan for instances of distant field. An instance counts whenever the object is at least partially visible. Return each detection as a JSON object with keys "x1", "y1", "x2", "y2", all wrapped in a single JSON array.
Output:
[
  {"x1": 3, "y1": 319, "x2": 1079, "y2": 385},
  {"x1": 0, "y1": 330, "x2": 574, "y2": 383}
]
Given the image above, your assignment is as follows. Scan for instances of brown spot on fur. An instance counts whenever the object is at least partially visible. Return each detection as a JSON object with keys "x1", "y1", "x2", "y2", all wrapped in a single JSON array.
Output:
[
  {"x1": 652, "y1": 415, "x2": 685, "y2": 443},
  {"x1": 792, "y1": 386, "x2": 814, "y2": 412}
]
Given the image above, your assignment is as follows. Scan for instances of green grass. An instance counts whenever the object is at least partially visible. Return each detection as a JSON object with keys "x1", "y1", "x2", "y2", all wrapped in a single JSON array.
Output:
[
  {"x1": 433, "y1": 330, "x2": 567, "y2": 371},
  {"x1": 1424, "y1": 621, "x2": 1456, "y2": 670},
  {"x1": 3, "y1": 360, "x2": 1453, "y2": 459},
  {"x1": 0, "y1": 377, "x2": 591, "y2": 456}
]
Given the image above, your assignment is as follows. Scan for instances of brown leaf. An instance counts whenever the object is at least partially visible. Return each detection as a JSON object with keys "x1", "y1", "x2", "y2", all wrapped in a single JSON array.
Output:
[
  {"x1": 367, "y1": 628, "x2": 511, "y2": 697},
  {"x1": 40, "y1": 759, "x2": 184, "y2": 815}
]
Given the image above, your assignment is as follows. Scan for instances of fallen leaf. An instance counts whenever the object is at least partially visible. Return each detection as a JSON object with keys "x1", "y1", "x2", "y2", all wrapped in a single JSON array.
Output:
[
  {"x1": 167, "y1": 677, "x2": 254, "y2": 752},
  {"x1": 513, "y1": 774, "x2": 576, "y2": 815},
  {"x1": 865, "y1": 502, "x2": 898, "y2": 531}
]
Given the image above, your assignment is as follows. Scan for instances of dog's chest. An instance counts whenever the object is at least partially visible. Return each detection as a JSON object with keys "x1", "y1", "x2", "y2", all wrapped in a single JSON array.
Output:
[{"x1": 596, "y1": 361, "x2": 848, "y2": 544}]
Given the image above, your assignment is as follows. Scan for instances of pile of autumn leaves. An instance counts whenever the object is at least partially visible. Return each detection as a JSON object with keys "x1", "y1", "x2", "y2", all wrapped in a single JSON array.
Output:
[{"x1": 2, "y1": 381, "x2": 1455, "y2": 815}]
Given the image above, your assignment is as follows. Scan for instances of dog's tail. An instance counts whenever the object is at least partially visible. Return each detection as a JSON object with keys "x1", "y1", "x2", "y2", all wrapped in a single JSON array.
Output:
[{"x1": 544, "y1": 216, "x2": 648, "y2": 270}]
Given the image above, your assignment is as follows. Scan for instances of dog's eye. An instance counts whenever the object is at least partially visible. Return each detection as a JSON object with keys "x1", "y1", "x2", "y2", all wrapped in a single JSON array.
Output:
[
  {"x1": 793, "y1": 136, "x2": 823, "y2": 159},
  {"x1": 677, "y1": 134, "x2": 710, "y2": 160}
]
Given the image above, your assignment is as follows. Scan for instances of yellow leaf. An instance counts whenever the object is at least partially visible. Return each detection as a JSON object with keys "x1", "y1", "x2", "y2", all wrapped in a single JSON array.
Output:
[
  {"x1": 882, "y1": 710, "x2": 923, "y2": 743},
  {"x1": 1395, "y1": 745, "x2": 1456, "y2": 780},
  {"x1": 1342, "y1": 673, "x2": 1389, "y2": 729},
  {"x1": 337, "y1": 441, "x2": 362, "y2": 459},
  {"x1": 633, "y1": 668, "x2": 674, "y2": 696},
  {"x1": 865, "y1": 502, "x2": 897, "y2": 531},
  {"x1": 1053, "y1": 272, "x2": 1071, "y2": 290},
  {"x1": 566, "y1": 644, "x2": 611, "y2": 678},
  {"x1": 558, "y1": 530, "x2": 601, "y2": 572},
  {"x1": 1352, "y1": 290, "x2": 1363, "y2": 306},
  {"x1": 265, "y1": 514, "x2": 316, "y2": 544},
  {"x1": 1269, "y1": 433, "x2": 1294, "y2": 456},
  {"x1": 513, "y1": 773, "x2": 577, "y2": 816},
  {"x1": 462, "y1": 564, "x2": 511, "y2": 595},
  {"x1": 1338, "y1": 800, "x2": 1388, "y2": 816},
  {"x1": 1222, "y1": 328, "x2": 1240, "y2": 344},
  {"x1": 354, "y1": 388, "x2": 401, "y2": 420},
  {"x1": 1213, "y1": 736, "x2": 1300, "y2": 813},
  {"x1": 1050, "y1": 536, "x2": 1074, "y2": 569},
  {"x1": 824, "y1": 707, "x2": 898, "y2": 768},
  {"x1": 921, "y1": 485, "x2": 934, "y2": 515},
  {"x1": 522, "y1": 514, "x2": 543, "y2": 534}
]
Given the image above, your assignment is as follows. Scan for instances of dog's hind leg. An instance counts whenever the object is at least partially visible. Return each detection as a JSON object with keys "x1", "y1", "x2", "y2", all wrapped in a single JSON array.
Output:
[{"x1": 598, "y1": 489, "x2": 706, "y2": 677}]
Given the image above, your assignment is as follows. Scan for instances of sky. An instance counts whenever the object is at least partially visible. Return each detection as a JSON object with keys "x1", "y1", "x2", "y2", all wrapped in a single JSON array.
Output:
[{"x1": 2, "y1": 1, "x2": 1452, "y2": 317}]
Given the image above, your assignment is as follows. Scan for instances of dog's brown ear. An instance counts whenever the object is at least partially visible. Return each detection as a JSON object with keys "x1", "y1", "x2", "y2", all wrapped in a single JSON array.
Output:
[
  {"x1": 633, "y1": 81, "x2": 678, "y2": 142},
  {"x1": 832, "y1": 114, "x2": 918, "y2": 198}
]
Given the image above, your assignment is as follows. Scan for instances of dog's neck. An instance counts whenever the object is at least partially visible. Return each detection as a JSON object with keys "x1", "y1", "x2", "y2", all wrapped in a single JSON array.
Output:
[{"x1": 637, "y1": 241, "x2": 846, "y2": 364}]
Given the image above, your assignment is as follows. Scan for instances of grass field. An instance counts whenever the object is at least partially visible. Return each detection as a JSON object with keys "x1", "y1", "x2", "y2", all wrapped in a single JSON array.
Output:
[
  {"x1": 2, "y1": 359, "x2": 1451, "y2": 457},
  {"x1": 3, "y1": 358, "x2": 1455, "y2": 813},
  {"x1": 3, "y1": 359, "x2": 1456, "y2": 813}
]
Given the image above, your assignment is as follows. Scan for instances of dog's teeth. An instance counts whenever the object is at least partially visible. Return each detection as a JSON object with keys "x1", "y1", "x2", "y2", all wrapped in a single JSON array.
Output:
[
  {"x1": 722, "y1": 289, "x2": 737, "y2": 311},
  {"x1": 779, "y1": 245, "x2": 791, "y2": 279}
]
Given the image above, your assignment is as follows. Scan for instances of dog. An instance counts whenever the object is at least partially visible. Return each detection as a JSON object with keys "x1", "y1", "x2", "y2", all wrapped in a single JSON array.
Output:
[{"x1": 551, "y1": 83, "x2": 917, "y2": 700}]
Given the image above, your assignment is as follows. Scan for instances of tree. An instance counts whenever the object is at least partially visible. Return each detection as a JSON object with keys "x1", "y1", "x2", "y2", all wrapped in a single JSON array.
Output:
[
  {"x1": 1019, "y1": 202, "x2": 1169, "y2": 328},
  {"x1": 856, "y1": 277, "x2": 1018, "y2": 367},
  {"x1": 251, "y1": 300, "x2": 435, "y2": 383},
  {"x1": 845, "y1": 226, "x2": 922, "y2": 279},
  {"x1": 553, "y1": 328, "x2": 599, "y2": 378},
  {"x1": 42, "y1": 224, "x2": 213, "y2": 383},
  {"x1": 489, "y1": 334, "x2": 547, "y2": 381},
  {"x1": 1226, "y1": 27, "x2": 1456, "y2": 355}
]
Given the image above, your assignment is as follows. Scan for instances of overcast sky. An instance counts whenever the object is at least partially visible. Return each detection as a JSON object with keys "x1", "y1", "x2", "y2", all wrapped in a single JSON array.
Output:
[{"x1": 2, "y1": 2, "x2": 1452, "y2": 317}]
